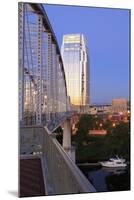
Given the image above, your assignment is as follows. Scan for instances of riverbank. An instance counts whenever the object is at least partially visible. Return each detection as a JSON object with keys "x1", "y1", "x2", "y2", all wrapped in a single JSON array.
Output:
[{"x1": 77, "y1": 162, "x2": 101, "y2": 167}]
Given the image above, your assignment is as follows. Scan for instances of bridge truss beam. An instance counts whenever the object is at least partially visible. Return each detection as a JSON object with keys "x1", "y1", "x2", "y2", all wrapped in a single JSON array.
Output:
[{"x1": 19, "y1": 3, "x2": 68, "y2": 131}]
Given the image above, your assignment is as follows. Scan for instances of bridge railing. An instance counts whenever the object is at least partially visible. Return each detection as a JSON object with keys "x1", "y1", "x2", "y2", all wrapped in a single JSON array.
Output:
[
  {"x1": 43, "y1": 127, "x2": 96, "y2": 194},
  {"x1": 20, "y1": 126, "x2": 96, "y2": 194},
  {"x1": 20, "y1": 126, "x2": 44, "y2": 155}
]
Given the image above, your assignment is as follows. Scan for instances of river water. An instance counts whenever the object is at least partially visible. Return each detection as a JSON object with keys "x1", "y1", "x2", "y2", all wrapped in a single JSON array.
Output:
[{"x1": 79, "y1": 165, "x2": 130, "y2": 192}]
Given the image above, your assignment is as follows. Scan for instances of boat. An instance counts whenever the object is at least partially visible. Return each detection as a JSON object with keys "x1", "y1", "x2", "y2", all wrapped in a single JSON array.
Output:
[{"x1": 99, "y1": 156, "x2": 127, "y2": 168}]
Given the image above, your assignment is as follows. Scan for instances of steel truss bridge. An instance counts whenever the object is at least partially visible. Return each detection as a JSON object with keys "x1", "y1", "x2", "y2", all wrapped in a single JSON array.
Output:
[
  {"x1": 19, "y1": 3, "x2": 70, "y2": 131},
  {"x1": 19, "y1": 3, "x2": 96, "y2": 197}
]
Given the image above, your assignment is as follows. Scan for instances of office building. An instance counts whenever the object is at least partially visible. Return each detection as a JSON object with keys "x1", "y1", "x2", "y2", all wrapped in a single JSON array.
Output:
[
  {"x1": 61, "y1": 34, "x2": 90, "y2": 112},
  {"x1": 112, "y1": 98, "x2": 128, "y2": 114}
]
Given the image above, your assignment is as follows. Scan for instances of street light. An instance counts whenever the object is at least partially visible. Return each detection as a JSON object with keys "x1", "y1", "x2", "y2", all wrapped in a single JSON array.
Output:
[
  {"x1": 112, "y1": 123, "x2": 116, "y2": 127},
  {"x1": 99, "y1": 123, "x2": 103, "y2": 127}
]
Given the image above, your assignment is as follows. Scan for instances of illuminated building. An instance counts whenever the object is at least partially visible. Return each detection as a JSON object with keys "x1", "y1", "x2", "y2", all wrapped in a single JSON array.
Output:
[
  {"x1": 112, "y1": 98, "x2": 128, "y2": 114},
  {"x1": 89, "y1": 104, "x2": 112, "y2": 115},
  {"x1": 89, "y1": 130, "x2": 107, "y2": 135},
  {"x1": 61, "y1": 34, "x2": 89, "y2": 112}
]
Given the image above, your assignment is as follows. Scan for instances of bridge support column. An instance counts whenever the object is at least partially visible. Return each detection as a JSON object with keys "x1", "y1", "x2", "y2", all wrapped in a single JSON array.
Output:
[{"x1": 63, "y1": 119, "x2": 75, "y2": 162}]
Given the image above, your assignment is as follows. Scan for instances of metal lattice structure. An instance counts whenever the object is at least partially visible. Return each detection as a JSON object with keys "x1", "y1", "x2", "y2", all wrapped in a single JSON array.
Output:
[{"x1": 19, "y1": 3, "x2": 68, "y2": 131}]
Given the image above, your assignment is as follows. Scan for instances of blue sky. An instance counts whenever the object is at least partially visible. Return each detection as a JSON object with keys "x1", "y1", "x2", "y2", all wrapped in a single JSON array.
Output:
[{"x1": 44, "y1": 4, "x2": 130, "y2": 104}]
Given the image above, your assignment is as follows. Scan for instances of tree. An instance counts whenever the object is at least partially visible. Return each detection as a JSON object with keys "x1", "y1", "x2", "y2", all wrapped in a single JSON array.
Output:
[
  {"x1": 105, "y1": 122, "x2": 130, "y2": 159},
  {"x1": 75, "y1": 114, "x2": 95, "y2": 145}
]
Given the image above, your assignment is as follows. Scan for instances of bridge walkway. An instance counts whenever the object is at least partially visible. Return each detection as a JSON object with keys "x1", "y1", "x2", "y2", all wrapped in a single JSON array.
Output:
[{"x1": 20, "y1": 157, "x2": 46, "y2": 197}]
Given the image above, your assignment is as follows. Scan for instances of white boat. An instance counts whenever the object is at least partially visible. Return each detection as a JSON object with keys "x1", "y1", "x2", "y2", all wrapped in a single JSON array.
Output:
[{"x1": 99, "y1": 156, "x2": 127, "y2": 168}]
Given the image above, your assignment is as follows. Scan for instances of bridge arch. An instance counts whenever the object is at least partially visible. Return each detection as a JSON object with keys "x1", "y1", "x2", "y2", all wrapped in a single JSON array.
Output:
[{"x1": 19, "y1": 3, "x2": 68, "y2": 131}]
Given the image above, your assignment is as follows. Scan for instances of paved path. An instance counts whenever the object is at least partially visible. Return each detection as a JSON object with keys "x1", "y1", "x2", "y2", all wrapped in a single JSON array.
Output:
[{"x1": 20, "y1": 158, "x2": 45, "y2": 197}]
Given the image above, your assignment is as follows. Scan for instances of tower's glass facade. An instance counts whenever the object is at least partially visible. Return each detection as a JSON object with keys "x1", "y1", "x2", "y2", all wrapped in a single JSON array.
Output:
[{"x1": 61, "y1": 34, "x2": 90, "y2": 112}]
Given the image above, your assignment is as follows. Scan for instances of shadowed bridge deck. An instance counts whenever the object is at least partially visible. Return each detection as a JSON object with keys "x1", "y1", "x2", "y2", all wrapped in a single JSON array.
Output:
[{"x1": 20, "y1": 158, "x2": 45, "y2": 197}]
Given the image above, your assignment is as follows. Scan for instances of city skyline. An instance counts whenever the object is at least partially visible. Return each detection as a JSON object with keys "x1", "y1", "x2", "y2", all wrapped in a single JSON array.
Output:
[
  {"x1": 61, "y1": 34, "x2": 89, "y2": 111},
  {"x1": 44, "y1": 4, "x2": 130, "y2": 104},
  {"x1": 19, "y1": 3, "x2": 130, "y2": 197}
]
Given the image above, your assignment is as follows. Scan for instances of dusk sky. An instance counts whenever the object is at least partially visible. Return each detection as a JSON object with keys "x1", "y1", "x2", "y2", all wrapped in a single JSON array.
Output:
[{"x1": 44, "y1": 4, "x2": 130, "y2": 104}]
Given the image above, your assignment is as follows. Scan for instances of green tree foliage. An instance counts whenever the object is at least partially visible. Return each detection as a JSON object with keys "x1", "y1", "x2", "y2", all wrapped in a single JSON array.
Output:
[
  {"x1": 75, "y1": 114, "x2": 95, "y2": 145},
  {"x1": 105, "y1": 122, "x2": 130, "y2": 158},
  {"x1": 73, "y1": 114, "x2": 130, "y2": 162}
]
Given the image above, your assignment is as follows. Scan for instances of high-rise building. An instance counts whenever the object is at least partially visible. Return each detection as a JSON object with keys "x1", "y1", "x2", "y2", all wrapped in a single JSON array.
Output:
[{"x1": 61, "y1": 34, "x2": 90, "y2": 112}]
